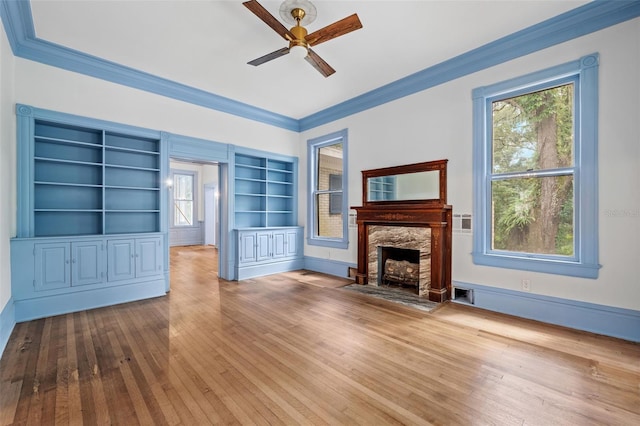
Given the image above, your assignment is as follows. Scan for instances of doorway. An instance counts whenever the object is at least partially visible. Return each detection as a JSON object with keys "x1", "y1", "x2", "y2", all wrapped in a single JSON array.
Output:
[{"x1": 168, "y1": 159, "x2": 220, "y2": 250}]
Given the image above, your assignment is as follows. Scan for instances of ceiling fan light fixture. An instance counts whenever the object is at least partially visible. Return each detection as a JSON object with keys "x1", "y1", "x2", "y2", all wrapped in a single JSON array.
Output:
[
  {"x1": 279, "y1": 0, "x2": 317, "y2": 26},
  {"x1": 289, "y1": 44, "x2": 308, "y2": 59}
]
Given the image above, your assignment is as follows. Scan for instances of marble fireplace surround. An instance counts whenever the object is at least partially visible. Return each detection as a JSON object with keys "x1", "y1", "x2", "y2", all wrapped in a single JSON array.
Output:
[{"x1": 368, "y1": 226, "x2": 431, "y2": 296}]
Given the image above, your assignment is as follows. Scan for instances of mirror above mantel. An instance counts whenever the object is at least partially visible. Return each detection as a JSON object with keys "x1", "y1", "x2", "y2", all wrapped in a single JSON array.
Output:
[{"x1": 362, "y1": 159, "x2": 448, "y2": 206}]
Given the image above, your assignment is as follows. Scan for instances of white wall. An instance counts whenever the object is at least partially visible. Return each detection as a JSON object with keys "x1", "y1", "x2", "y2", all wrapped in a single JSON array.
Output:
[
  {"x1": 13, "y1": 59, "x2": 300, "y2": 155},
  {"x1": 300, "y1": 18, "x2": 640, "y2": 312},
  {"x1": 0, "y1": 19, "x2": 15, "y2": 314}
]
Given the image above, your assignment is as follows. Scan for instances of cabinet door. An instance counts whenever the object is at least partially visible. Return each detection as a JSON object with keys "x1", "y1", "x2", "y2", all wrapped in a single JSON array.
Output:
[
  {"x1": 71, "y1": 240, "x2": 104, "y2": 286},
  {"x1": 107, "y1": 239, "x2": 135, "y2": 282},
  {"x1": 256, "y1": 231, "x2": 272, "y2": 262},
  {"x1": 238, "y1": 232, "x2": 257, "y2": 264},
  {"x1": 136, "y1": 238, "x2": 162, "y2": 278},
  {"x1": 272, "y1": 230, "x2": 287, "y2": 259},
  {"x1": 34, "y1": 243, "x2": 70, "y2": 291},
  {"x1": 285, "y1": 229, "x2": 300, "y2": 257}
]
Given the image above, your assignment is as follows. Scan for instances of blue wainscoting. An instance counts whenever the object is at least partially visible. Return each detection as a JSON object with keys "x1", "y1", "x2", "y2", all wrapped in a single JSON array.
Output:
[
  {"x1": 304, "y1": 256, "x2": 356, "y2": 279},
  {"x1": 452, "y1": 281, "x2": 640, "y2": 343},
  {"x1": 169, "y1": 221, "x2": 204, "y2": 247},
  {"x1": 0, "y1": 298, "x2": 16, "y2": 358}
]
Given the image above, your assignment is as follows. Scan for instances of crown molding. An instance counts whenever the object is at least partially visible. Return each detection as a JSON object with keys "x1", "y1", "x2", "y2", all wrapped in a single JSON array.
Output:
[{"x1": 2, "y1": 1, "x2": 639, "y2": 133}]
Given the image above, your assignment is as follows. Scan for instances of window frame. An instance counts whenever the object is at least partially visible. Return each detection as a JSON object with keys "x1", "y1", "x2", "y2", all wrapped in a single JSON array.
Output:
[
  {"x1": 170, "y1": 169, "x2": 197, "y2": 228},
  {"x1": 307, "y1": 129, "x2": 349, "y2": 249},
  {"x1": 472, "y1": 54, "x2": 601, "y2": 278}
]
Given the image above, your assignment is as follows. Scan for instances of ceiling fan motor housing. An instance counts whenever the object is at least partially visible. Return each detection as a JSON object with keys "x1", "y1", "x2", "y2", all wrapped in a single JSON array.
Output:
[{"x1": 290, "y1": 23, "x2": 308, "y2": 50}]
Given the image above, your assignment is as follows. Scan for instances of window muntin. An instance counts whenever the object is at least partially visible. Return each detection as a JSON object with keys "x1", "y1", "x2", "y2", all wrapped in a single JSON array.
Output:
[
  {"x1": 472, "y1": 54, "x2": 600, "y2": 278},
  {"x1": 307, "y1": 130, "x2": 348, "y2": 248},
  {"x1": 173, "y1": 172, "x2": 194, "y2": 227}
]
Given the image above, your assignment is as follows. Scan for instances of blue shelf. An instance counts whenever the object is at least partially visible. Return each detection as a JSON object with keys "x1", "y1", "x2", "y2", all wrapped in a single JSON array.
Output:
[
  {"x1": 29, "y1": 118, "x2": 162, "y2": 237},
  {"x1": 234, "y1": 153, "x2": 297, "y2": 228}
]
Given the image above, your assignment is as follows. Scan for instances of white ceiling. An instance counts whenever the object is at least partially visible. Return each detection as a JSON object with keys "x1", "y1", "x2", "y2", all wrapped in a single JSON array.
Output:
[{"x1": 29, "y1": 0, "x2": 588, "y2": 119}]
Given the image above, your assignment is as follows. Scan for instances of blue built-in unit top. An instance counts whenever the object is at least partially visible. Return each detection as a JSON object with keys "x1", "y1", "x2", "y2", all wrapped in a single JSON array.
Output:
[{"x1": 234, "y1": 152, "x2": 298, "y2": 229}]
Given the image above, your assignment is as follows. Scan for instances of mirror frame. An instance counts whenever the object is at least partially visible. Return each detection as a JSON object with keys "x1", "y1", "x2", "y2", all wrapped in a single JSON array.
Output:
[{"x1": 361, "y1": 159, "x2": 448, "y2": 206}]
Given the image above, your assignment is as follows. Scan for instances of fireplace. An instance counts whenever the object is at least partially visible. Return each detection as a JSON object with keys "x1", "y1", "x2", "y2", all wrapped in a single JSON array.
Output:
[
  {"x1": 368, "y1": 226, "x2": 431, "y2": 296},
  {"x1": 352, "y1": 160, "x2": 452, "y2": 303}
]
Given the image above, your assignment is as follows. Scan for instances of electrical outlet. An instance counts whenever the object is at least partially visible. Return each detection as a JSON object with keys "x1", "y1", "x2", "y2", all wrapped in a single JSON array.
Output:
[{"x1": 521, "y1": 279, "x2": 531, "y2": 292}]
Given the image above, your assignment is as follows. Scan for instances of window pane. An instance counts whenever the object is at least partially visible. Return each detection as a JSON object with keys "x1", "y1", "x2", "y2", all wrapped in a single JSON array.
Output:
[
  {"x1": 175, "y1": 174, "x2": 193, "y2": 200},
  {"x1": 174, "y1": 200, "x2": 193, "y2": 226},
  {"x1": 492, "y1": 83, "x2": 574, "y2": 174},
  {"x1": 492, "y1": 175, "x2": 574, "y2": 255},
  {"x1": 317, "y1": 143, "x2": 343, "y2": 191},
  {"x1": 316, "y1": 193, "x2": 343, "y2": 238}
]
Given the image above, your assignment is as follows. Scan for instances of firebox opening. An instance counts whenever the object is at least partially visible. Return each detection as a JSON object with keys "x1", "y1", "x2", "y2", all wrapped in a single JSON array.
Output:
[{"x1": 377, "y1": 246, "x2": 420, "y2": 294}]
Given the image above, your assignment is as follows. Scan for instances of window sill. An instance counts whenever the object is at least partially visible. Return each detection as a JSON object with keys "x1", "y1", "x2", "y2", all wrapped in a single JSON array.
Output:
[
  {"x1": 472, "y1": 252, "x2": 601, "y2": 279},
  {"x1": 307, "y1": 237, "x2": 348, "y2": 250}
]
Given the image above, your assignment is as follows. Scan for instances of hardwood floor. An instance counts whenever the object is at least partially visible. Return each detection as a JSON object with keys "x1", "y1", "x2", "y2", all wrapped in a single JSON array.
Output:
[{"x1": 1, "y1": 245, "x2": 638, "y2": 425}]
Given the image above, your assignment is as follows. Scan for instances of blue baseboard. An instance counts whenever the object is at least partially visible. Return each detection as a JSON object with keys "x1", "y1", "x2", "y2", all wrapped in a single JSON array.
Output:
[
  {"x1": 0, "y1": 298, "x2": 16, "y2": 358},
  {"x1": 452, "y1": 281, "x2": 640, "y2": 342},
  {"x1": 304, "y1": 256, "x2": 356, "y2": 279},
  {"x1": 14, "y1": 280, "x2": 166, "y2": 323},
  {"x1": 236, "y1": 259, "x2": 305, "y2": 281}
]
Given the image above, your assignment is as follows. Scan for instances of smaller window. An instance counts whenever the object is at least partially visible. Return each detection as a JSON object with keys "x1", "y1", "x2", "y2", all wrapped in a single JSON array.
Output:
[
  {"x1": 307, "y1": 129, "x2": 349, "y2": 249},
  {"x1": 171, "y1": 171, "x2": 196, "y2": 227}
]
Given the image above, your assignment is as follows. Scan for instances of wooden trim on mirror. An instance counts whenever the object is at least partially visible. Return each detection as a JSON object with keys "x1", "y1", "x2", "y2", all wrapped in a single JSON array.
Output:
[{"x1": 361, "y1": 159, "x2": 447, "y2": 206}]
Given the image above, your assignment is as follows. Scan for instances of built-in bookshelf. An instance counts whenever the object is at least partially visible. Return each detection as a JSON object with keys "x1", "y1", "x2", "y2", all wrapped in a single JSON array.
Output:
[
  {"x1": 234, "y1": 153, "x2": 296, "y2": 228},
  {"x1": 31, "y1": 119, "x2": 161, "y2": 237},
  {"x1": 12, "y1": 104, "x2": 168, "y2": 322}
]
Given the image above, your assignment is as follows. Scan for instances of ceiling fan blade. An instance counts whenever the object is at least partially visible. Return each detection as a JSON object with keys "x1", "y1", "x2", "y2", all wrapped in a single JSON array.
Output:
[
  {"x1": 305, "y1": 49, "x2": 336, "y2": 77},
  {"x1": 305, "y1": 13, "x2": 362, "y2": 47},
  {"x1": 243, "y1": 0, "x2": 295, "y2": 41},
  {"x1": 248, "y1": 47, "x2": 290, "y2": 66}
]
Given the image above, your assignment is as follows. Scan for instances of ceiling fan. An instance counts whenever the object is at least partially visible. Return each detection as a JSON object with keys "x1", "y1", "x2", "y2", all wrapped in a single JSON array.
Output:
[{"x1": 243, "y1": 0, "x2": 363, "y2": 77}]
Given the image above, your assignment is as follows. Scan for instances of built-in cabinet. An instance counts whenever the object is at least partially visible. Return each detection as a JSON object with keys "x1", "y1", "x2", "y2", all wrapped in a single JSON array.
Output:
[
  {"x1": 235, "y1": 227, "x2": 303, "y2": 280},
  {"x1": 233, "y1": 151, "x2": 302, "y2": 280},
  {"x1": 107, "y1": 237, "x2": 163, "y2": 282},
  {"x1": 34, "y1": 240, "x2": 104, "y2": 291},
  {"x1": 11, "y1": 105, "x2": 167, "y2": 321}
]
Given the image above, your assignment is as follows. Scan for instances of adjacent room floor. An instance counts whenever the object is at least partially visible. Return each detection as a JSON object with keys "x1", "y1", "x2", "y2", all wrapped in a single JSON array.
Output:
[{"x1": 1, "y1": 245, "x2": 638, "y2": 425}]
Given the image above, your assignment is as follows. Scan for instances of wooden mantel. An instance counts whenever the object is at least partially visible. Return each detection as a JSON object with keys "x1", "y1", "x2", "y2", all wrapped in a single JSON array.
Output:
[
  {"x1": 352, "y1": 159, "x2": 452, "y2": 303},
  {"x1": 352, "y1": 204, "x2": 452, "y2": 302}
]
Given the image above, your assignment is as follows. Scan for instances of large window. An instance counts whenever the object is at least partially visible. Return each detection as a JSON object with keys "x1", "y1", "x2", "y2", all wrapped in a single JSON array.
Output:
[
  {"x1": 472, "y1": 54, "x2": 600, "y2": 278},
  {"x1": 171, "y1": 170, "x2": 196, "y2": 227},
  {"x1": 307, "y1": 129, "x2": 348, "y2": 248}
]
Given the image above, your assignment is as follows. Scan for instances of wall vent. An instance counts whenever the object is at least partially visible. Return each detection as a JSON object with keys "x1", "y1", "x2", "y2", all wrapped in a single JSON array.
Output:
[
  {"x1": 453, "y1": 213, "x2": 472, "y2": 234},
  {"x1": 453, "y1": 287, "x2": 474, "y2": 305}
]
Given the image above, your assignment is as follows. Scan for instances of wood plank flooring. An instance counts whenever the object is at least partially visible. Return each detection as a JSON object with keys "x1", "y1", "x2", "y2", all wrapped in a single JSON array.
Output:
[{"x1": 1, "y1": 245, "x2": 639, "y2": 425}]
